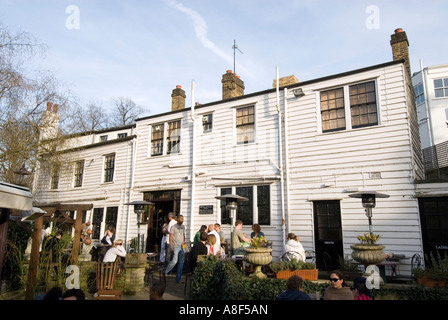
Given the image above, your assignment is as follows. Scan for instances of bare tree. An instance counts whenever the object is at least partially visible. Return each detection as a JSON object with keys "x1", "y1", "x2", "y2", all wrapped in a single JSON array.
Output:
[
  {"x1": 111, "y1": 96, "x2": 144, "y2": 126},
  {"x1": 0, "y1": 23, "x2": 69, "y2": 186}
]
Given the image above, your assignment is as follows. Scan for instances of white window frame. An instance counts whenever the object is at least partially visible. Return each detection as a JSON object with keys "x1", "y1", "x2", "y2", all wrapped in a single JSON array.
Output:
[
  {"x1": 317, "y1": 78, "x2": 380, "y2": 134},
  {"x1": 149, "y1": 119, "x2": 182, "y2": 157}
]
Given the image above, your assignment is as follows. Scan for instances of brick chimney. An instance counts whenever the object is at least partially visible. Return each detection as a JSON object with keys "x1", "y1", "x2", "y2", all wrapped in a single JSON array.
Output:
[
  {"x1": 390, "y1": 28, "x2": 411, "y2": 77},
  {"x1": 171, "y1": 85, "x2": 186, "y2": 111},
  {"x1": 222, "y1": 70, "x2": 245, "y2": 100},
  {"x1": 40, "y1": 101, "x2": 60, "y2": 141},
  {"x1": 272, "y1": 75, "x2": 299, "y2": 88}
]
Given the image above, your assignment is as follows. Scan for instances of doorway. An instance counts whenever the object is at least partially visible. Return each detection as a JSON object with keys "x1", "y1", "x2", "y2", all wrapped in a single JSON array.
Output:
[
  {"x1": 143, "y1": 190, "x2": 181, "y2": 252},
  {"x1": 313, "y1": 200, "x2": 344, "y2": 271},
  {"x1": 418, "y1": 197, "x2": 448, "y2": 263}
]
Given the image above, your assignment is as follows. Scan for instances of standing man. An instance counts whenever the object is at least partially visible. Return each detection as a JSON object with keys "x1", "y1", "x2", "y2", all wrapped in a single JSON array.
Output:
[
  {"x1": 164, "y1": 212, "x2": 177, "y2": 265},
  {"x1": 165, "y1": 215, "x2": 186, "y2": 284}
]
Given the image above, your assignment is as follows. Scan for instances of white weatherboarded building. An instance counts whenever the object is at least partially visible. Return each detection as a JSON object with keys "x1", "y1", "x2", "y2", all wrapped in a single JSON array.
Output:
[{"x1": 34, "y1": 29, "x2": 437, "y2": 275}]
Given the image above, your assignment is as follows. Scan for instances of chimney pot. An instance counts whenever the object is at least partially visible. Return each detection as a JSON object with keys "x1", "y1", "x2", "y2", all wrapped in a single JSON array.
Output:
[
  {"x1": 395, "y1": 28, "x2": 403, "y2": 34},
  {"x1": 46, "y1": 101, "x2": 53, "y2": 111},
  {"x1": 53, "y1": 104, "x2": 58, "y2": 113},
  {"x1": 226, "y1": 70, "x2": 232, "y2": 74},
  {"x1": 176, "y1": 85, "x2": 182, "y2": 89}
]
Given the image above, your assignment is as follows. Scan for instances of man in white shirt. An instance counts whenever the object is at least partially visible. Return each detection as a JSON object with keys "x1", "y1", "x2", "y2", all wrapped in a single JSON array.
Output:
[
  {"x1": 164, "y1": 212, "x2": 177, "y2": 264},
  {"x1": 208, "y1": 224, "x2": 221, "y2": 255}
]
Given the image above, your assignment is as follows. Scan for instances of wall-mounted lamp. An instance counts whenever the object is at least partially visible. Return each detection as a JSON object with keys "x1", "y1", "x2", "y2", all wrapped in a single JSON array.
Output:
[{"x1": 292, "y1": 88, "x2": 305, "y2": 97}]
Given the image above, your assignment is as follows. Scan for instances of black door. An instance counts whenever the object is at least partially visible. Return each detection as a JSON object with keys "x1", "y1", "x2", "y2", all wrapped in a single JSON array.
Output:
[
  {"x1": 418, "y1": 197, "x2": 448, "y2": 263},
  {"x1": 313, "y1": 200, "x2": 343, "y2": 271}
]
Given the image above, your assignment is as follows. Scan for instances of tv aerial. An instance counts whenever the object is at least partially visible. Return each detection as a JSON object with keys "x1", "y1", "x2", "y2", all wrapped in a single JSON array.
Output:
[{"x1": 232, "y1": 39, "x2": 243, "y2": 75}]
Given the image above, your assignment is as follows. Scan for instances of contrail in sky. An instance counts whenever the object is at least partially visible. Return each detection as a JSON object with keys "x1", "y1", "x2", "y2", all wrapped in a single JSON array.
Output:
[{"x1": 164, "y1": 0, "x2": 248, "y2": 75}]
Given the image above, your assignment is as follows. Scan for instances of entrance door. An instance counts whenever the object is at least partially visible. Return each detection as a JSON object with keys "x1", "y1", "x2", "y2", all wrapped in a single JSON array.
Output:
[
  {"x1": 143, "y1": 190, "x2": 181, "y2": 252},
  {"x1": 313, "y1": 200, "x2": 343, "y2": 271},
  {"x1": 418, "y1": 197, "x2": 448, "y2": 262}
]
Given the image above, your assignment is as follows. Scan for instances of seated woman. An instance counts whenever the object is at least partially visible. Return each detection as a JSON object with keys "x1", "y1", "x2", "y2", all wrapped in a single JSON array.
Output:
[
  {"x1": 206, "y1": 234, "x2": 220, "y2": 255},
  {"x1": 283, "y1": 233, "x2": 306, "y2": 262},
  {"x1": 251, "y1": 224, "x2": 265, "y2": 239},
  {"x1": 103, "y1": 239, "x2": 127, "y2": 268}
]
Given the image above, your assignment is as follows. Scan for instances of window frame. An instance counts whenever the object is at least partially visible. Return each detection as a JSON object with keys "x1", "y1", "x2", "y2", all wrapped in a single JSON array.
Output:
[
  {"x1": 73, "y1": 160, "x2": 84, "y2": 188},
  {"x1": 103, "y1": 153, "x2": 115, "y2": 183},
  {"x1": 235, "y1": 105, "x2": 255, "y2": 145},
  {"x1": 434, "y1": 78, "x2": 448, "y2": 98},
  {"x1": 50, "y1": 164, "x2": 60, "y2": 190},
  {"x1": 167, "y1": 120, "x2": 181, "y2": 154},
  {"x1": 202, "y1": 113, "x2": 213, "y2": 133},
  {"x1": 219, "y1": 184, "x2": 271, "y2": 226},
  {"x1": 150, "y1": 123, "x2": 164, "y2": 156},
  {"x1": 319, "y1": 79, "x2": 380, "y2": 133}
]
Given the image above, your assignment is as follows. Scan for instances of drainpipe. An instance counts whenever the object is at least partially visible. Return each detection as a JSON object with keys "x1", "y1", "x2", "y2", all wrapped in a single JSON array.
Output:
[
  {"x1": 276, "y1": 67, "x2": 286, "y2": 249},
  {"x1": 283, "y1": 88, "x2": 291, "y2": 236},
  {"x1": 190, "y1": 80, "x2": 196, "y2": 242},
  {"x1": 125, "y1": 136, "x2": 138, "y2": 249}
]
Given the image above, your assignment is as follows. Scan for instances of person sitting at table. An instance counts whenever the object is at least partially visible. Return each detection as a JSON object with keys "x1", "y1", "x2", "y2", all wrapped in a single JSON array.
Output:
[
  {"x1": 250, "y1": 224, "x2": 265, "y2": 239},
  {"x1": 232, "y1": 220, "x2": 251, "y2": 255},
  {"x1": 283, "y1": 233, "x2": 306, "y2": 262},
  {"x1": 324, "y1": 270, "x2": 354, "y2": 300},
  {"x1": 189, "y1": 232, "x2": 208, "y2": 272},
  {"x1": 206, "y1": 234, "x2": 220, "y2": 255},
  {"x1": 194, "y1": 225, "x2": 207, "y2": 244},
  {"x1": 103, "y1": 239, "x2": 127, "y2": 270},
  {"x1": 101, "y1": 226, "x2": 116, "y2": 245}
]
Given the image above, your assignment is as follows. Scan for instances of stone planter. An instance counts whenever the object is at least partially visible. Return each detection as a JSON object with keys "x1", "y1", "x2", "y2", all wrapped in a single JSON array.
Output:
[
  {"x1": 115, "y1": 253, "x2": 148, "y2": 295},
  {"x1": 244, "y1": 247, "x2": 272, "y2": 279},
  {"x1": 275, "y1": 269, "x2": 318, "y2": 281},
  {"x1": 350, "y1": 244, "x2": 386, "y2": 265},
  {"x1": 351, "y1": 244, "x2": 386, "y2": 283}
]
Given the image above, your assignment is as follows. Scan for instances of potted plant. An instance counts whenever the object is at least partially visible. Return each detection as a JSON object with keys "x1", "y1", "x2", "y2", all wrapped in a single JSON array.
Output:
[
  {"x1": 270, "y1": 259, "x2": 318, "y2": 281},
  {"x1": 413, "y1": 254, "x2": 448, "y2": 288},
  {"x1": 350, "y1": 233, "x2": 386, "y2": 266},
  {"x1": 243, "y1": 236, "x2": 272, "y2": 278}
]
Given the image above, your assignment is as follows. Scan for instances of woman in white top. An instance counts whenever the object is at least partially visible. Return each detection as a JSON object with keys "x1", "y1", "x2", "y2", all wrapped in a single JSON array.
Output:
[
  {"x1": 103, "y1": 239, "x2": 127, "y2": 263},
  {"x1": 284, "y1": 233, "x2": 306, "y2": 262}
]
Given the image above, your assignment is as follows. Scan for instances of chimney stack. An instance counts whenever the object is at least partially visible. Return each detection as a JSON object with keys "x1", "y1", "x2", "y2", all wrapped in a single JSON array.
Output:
[
  {"x1": 222, "y1": 70, "x2": 245, "y2": 100},
  {"x1": 171, "y1": 85, "x2": 186, "y2": 111},
  {"x1": 390, "y1": 28, "x2": 411, "y2": 77},
  {"x1": 273, "y1": 75, "x2": 299, "y2": 88}
]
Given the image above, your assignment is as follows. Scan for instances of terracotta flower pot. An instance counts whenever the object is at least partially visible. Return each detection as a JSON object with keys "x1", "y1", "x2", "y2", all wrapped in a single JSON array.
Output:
[{"x1": 275, "y1": 269, "x2": 318, "y2": 281}]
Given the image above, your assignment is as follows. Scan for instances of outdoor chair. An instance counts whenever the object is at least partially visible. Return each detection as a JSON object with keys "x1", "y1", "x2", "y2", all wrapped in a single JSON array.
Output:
[{"x1": 95, "y1": 259, "x2": 122, "y2": 300}]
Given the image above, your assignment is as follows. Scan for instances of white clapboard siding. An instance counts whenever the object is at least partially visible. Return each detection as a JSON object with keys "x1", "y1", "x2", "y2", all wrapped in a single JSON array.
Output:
[{"x1": 34, "y1": 61, "x2": 427, "y2": 272}]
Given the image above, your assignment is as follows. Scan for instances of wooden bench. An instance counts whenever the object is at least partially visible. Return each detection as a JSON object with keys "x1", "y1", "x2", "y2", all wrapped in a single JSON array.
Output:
[{"x1": 95, "y1": 260, "x2": 122, "y2": 300}]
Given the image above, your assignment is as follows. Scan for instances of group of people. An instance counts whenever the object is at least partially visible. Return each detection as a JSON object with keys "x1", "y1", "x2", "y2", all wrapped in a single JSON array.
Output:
[
  {"x1": 276, "y1": 272, "x2": 372, "y2": 300},
  {"x1": 278, "y1": 230, "x2": 372, "y2": 300}
]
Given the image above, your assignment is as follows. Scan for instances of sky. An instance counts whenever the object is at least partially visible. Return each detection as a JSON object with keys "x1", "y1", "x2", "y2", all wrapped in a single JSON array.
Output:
[{"x1": 1, "y1": 0, "x2": 447, "y2": 118}]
